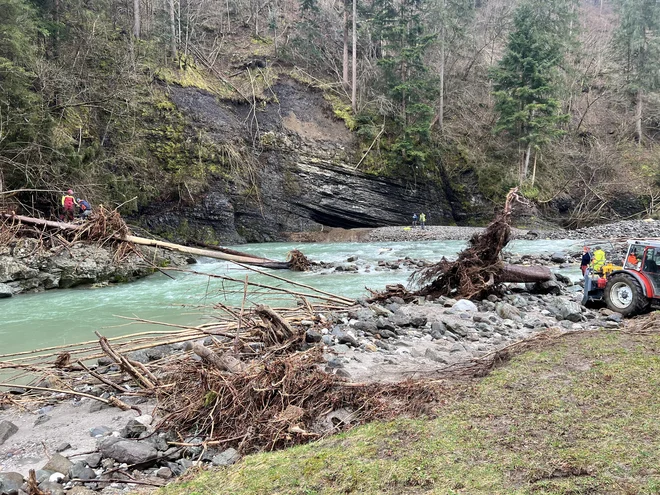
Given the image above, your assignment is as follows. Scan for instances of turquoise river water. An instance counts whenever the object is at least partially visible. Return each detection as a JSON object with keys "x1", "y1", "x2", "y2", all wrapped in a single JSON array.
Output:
[{"x1": 0, "y1": 239, "x2": 581, "y2": 355}]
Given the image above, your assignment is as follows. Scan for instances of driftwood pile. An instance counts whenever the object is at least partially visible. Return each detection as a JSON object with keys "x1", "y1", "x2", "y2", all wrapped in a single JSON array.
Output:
[
  {"x1": 0, "y1": 269, "x2": 445, "y2": 457},
  {"x1": 370, "y1": 188, "x2": 552, "y2": 302},
  {"x1": 1, "y1": 209, "x2": 305, "y2": 269}
]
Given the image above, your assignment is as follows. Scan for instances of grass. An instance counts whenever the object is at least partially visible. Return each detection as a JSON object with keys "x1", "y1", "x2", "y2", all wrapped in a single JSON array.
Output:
[{"x1": 160, "y1": 330, "x2": 660, "y2": 495}]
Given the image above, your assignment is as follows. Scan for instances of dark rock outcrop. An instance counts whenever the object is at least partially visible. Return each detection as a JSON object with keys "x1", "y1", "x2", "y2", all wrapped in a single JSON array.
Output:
[{"x1": 137, "y1": 80, "x2": 488, "y2": 243}]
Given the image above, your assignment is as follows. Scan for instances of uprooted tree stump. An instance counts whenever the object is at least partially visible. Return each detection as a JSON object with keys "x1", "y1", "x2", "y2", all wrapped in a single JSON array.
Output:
[{"x1": 369, "y1": 188, "x2": 550, "y2": 303}]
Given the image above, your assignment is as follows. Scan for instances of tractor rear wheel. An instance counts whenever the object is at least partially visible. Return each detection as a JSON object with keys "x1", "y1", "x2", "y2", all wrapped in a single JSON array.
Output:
[{"x1": 603, "y1": 274, "x2": 650, "y2": 317}]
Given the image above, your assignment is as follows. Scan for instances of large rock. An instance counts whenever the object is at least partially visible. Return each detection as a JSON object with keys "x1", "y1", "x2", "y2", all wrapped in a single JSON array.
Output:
[
  {"x1": 496, "y1": 302, "x2": 522, "y2": 321},
  {"x1": 99, "y1": 440, "x2": 157, "y2": 464},
  {"x1": 0, "y1": 283, "x2": 12, "y2": 298},
  {"x1": 121, "y1": 419, "x2": 148, "y2": 439},
  {"x1": 452, "y1": 299, "x2": 478, "y2": 312},
  {"x1": 556, "y1": 300, "x2": 583, "y2": 322},
  {"x1": 42, "y1": 453, "x2": 73, "y2": 474},
  {"x1": 0, "y1": 472, "x2": 24, "y2": 495},
  {"x1": 0, "y1": 421, "x2": 18, "y2": 446},
  {"x1": 38, "y1": 481, "x2": 65, "y2": 495},
  {"x1": 69, "y1": 462, "x2": 96, "y2": 480},
  {"x1": 211, "y1": 448, "x2": 241, "y2": 467}
]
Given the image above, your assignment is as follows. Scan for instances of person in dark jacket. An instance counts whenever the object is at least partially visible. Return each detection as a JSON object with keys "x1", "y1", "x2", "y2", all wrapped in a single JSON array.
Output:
[
  {"x1": 77, "y1": 198, "x2": 92, "y2": 219},
  {"x1": 580, "y1": 246, "x2": 592, "y2": 275}
]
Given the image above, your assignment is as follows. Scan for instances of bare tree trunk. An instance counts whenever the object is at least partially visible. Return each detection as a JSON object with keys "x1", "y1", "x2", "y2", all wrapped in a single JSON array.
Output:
[
  {"x1": 169, "y1": 0, "x2": 177, "y2": 57},
  {"x1": 351, "y1": 0, "x2": 357, "y2": 112},
  {"x1": 133, "y1": 0, "x2": 141, "y2": 38},
  {"x1": 438, "y1": 29, "x2": 445, "y2": 134},
  {"x1": 636, "y1": 87, "x2": 643, "y2": 146},
  {"x1": 343, "y1": 0, "x2": 349, "y2": 88},
  {"x1": 530, "y1": 152, "x2": 537, "y2": 188},
  {"x1": 522, "y1": 143, "x2": 532, "y2": 182}
]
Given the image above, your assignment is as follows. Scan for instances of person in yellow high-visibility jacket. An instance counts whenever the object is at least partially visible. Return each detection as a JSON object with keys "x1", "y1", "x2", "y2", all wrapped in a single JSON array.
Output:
[{"x1": 591, "y1": 246, "x2": 606, "y2": 272}]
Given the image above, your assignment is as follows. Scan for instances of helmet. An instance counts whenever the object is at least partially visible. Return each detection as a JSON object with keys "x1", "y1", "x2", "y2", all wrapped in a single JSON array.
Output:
[{"x1": 67, "y1": 189, "x2": 73, "y2": 194}]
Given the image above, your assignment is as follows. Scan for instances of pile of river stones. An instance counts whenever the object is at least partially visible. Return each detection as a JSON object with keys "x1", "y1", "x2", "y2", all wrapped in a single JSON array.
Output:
[{"x1": 0, "y1": 250, "x2": 627, "y2": 495}]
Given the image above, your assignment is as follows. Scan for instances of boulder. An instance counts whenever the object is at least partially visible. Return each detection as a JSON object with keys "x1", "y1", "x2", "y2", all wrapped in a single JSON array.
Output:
[
  {"x1": 330, "y1": 327, "x2": 359, "y2": 347},
  {"x1": 69, "y1": 462, "x2": 96, "y2": 480},
  {"x1": 389, "y1": 314, "x2": 411, "y2": 327},
  {"x1": 352, "y1": 320, "x2": 378, "y2": 334},
  {"x1": 85, "y1": 453, "x2": 102, "y2": 469},
  {"x1": 556, "y1": 300, "x2": 583, "y2": 322},
  {"x1": 305, "y1": 329, "x2": 322, "y2": 343},
  {"x1": 424, "y1": 348, "x2": 451, "y2": 364},
  {"x1": 99, "y1": 440, "x2": 157, "y2": 465},
  {"x1": 211, "y1": 448, "x2": 241, "y2": 467},
  {"x1": 496, "y1": 302, "x2": 521, "y2": 321},
  {"x1": 0, "y1": 421, "x2": 18, "y2": 446},
  {"x1": 38, "y1": 482, "x2": 65, "y2": 495},
  {"x1": 452, "y1": 299, "x2": 478, "y2": 312},
  {"x1": 375, "y1": 317, "x2": 395, "y2": 331},
  {"x1": 156, "y1": 467, "x2": 173, "y2": 479},
  {"x1": 551, "y1": 252, "x2": 567, "y2": 263},
  {"x1": 121, "y1": 419, "x2": 147, "y2": 439},
  {"x1": 409, "y1": 316, "x2": 428, "y2": 328},
  {"x1": 0, "y1": 472, "x2": 24, "y2": 495},
  {"x1": 42, "y1": 454, "x2": 73, "y2": 475},
  {"x1": 0, "y1": 283, "x2": 12, "y2": 298}
]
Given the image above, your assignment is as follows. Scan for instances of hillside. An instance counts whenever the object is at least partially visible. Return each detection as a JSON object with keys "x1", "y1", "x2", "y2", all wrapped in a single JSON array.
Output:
[
  {"x1": 1, "y1": 0, "x2": 660, "y2": 242},
  {"x1": 161, "y1": 325, "x2": 660, "y2": 495}
]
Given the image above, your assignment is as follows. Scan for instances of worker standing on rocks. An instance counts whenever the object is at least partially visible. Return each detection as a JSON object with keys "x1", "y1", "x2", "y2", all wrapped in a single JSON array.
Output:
[
  {"x1": 591, "y1": 246, "x2": 606, "y2": 273},
  {"x1": 419, "y1": 212, "x2": 426, "y2": 229},
  {"x1": 61, "y1": 189, "x2": 78, "y2": 222},
  {"x1": 580, "y1": 246, "x2": 592, "y2": 275},
  {"x1": 412, "y1": 213, "x2": 418, "y2": 228}
]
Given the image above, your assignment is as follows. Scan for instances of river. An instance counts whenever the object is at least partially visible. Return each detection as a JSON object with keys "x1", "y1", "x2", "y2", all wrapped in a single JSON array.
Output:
[{"x1": 0, "y1": 238, "x2": 581, "y2": 355}]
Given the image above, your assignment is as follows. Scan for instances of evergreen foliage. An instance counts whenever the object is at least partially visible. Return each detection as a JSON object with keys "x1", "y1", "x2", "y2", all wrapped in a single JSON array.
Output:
[
  {"x1": 372, "y1": 0, "x2": 437, "y2": 172},
  {"x1": 490, "y1": 0, "x2": 574, "y2": 183},
  {"x1": 612, "y1": 0, "x2": 660, "y2": 144}
]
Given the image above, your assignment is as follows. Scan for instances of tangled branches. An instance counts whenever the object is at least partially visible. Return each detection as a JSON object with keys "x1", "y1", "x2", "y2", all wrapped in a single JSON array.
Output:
[
  {"x1": 157, "y1": 347, "x2": 444, "y2": 454},
  {"x1": 287, "y1": 249, "x2": 311, "y2": 271},
  {"x1": 410, "y1": 188, "x2": 523, "y2": 300}
]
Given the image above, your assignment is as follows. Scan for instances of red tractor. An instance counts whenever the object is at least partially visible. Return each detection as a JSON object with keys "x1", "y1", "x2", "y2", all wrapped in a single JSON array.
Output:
[{"x1": 582, "y1": 240, "x2": 660, "y2": 316}]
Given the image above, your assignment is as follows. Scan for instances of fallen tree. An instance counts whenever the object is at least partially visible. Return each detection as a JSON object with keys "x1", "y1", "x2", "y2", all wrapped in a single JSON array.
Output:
[
  {"x1": 1, "y1": 212, "x2": 293, "y2": 269},
  {"x1": 370, "y1": 188, "x2": 552, "y2": 302}
]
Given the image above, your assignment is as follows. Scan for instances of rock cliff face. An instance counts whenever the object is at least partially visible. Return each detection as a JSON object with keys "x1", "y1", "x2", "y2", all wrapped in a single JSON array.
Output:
[{"x1": 137, "y1": 79, "x2": 488, "y2": 243}]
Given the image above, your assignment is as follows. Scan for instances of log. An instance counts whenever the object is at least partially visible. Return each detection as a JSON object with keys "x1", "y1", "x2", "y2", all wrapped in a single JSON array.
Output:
[
  {"x1": 192, "y1": 343, "x2": 245, "y2": 373},
  {"x1": 497, "y1": 265, "x2": 553, "y2": 283},
  {"x1": 255, "y1": 304, "x2": 296, "y2": 344},
  {"x1": 2, "y1": 213, "x2": 290, "y2": 269},
  {"x1": 124, "y1": 235, "x2": 288, "y2": 268}
]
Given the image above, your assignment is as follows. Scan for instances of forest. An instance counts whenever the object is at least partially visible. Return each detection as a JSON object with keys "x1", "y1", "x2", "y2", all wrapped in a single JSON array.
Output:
[{"x1": 1, "y1": 0, "x2": 659, "y2": 226}]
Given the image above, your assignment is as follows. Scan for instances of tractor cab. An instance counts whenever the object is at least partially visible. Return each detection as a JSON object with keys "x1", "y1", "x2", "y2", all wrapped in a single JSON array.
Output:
[{"x1": 582, "y1": 240, "x2": 660, "y2": 316}]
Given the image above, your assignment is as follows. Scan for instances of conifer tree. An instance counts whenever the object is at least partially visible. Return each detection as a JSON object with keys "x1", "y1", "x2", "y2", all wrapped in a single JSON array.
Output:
[
  {"x1": 490, "y1": 0, "x2": 574, "y2": 184},
  {"x1": 612, "y1": 0, "x2": 660, "y2": 145},
  {"x1": 373, "y1": 0, "x2": 436, "y2": 172}
]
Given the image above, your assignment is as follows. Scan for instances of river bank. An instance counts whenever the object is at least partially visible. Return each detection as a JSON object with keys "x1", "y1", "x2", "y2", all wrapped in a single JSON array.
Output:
[
  {"x1": 0, "y1": 258, "x2": 622, "y2": 494},
  {"x1": 0, "y1": 238, "x2": 193, "y2": 298},
  {"x1": 286, "y1": 218, "x2": 660, "y2": 244}
]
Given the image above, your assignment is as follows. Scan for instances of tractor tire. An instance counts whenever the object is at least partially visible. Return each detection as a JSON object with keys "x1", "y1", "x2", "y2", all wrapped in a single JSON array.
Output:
[{"x1": 603, "y1": 274, "x2": 650, "y2": 317}]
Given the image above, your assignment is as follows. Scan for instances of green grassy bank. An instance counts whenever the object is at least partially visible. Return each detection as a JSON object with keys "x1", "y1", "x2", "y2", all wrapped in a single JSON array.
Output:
[{"x1": 162, "y1": 329, "x2": 660, "y2": 495}]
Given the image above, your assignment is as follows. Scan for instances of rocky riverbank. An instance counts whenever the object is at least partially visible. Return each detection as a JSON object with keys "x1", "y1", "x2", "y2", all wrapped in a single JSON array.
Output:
[
  {"x1": 316, "y1": 218, "x2": 660, "y2": 244},
  {"x1": 0, "y1": 254, "x2": 623, "y2": 495},
  {"x1": 534, "y1": 218, "x2": 660, "y2": 241},
  {"x1": 0, "y1": 238, "x2": 193, "y2": 298}
]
